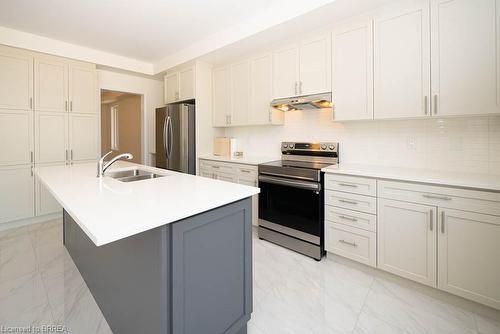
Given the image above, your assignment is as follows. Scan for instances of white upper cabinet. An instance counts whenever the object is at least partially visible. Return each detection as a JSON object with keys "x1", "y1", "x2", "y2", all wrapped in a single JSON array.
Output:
[
  {"x1": 374, "y1": 2, "x2": 431, "y2": 119},
  {"x1": 212, "y1": 66, "x2": 231, "y2": 127},
  {"x1": 69, "y1": 114, "x2": 99, "y2": 161},
  {"x1": 179, "y1": 67, "x2": 195, "y2": 101},
  {"x1": 332, "y1": 20, "x2": 374, "y2": 121},
  {"x1": 34, "y1": 57, "x2": 68, "y2": 112},
  {"x1": 69, "y1": 64, "x2": 96, "y2": 114},
  {"x1": 438, "y1": 209, "x2": 500, "y2": 310},
  {"x1": 250, "y1": 54, "x2": 281, "y2": 125},
  {"x1": 164, "y1": 66, "x2": 195, "y2": 104},
  {"x1": 299, "y1": 35, "x2": 331, "y2": 96},
  {"x1": 378, "y1": 199, "x2": 437, "y2": 287},
  {"x1": 164, "y1": 72, "x2": 179, "y2": 104},
  {"x1": 272, "y1": 45, "x2": 299, "y2": 99},
  {"x1": 35, "y1": 112, "x2": 68, "y2": 164},
  {"x1": 0, "y1": 47, "x2": 33, "y2": 111},
  {"x1": 431, "y1": 0, "x2": 500, "y2": 116},
  {"x1": 230, "y1": 60, "x2": 250, "y2": 125},
  {"x1": 0, "y1": 110, "x2": 33, "y2": 166}
]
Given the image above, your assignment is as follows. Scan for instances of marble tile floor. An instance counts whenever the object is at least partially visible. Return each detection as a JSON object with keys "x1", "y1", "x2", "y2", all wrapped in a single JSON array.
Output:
[{"x1": 1, "y1": 219, "x2": 499, "y2": 334}]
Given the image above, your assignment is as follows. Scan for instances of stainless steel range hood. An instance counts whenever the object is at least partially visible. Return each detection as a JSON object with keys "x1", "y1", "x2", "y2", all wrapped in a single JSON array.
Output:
[{"x1": 270, "y1": 92, "x2": 332, "y2": 111}]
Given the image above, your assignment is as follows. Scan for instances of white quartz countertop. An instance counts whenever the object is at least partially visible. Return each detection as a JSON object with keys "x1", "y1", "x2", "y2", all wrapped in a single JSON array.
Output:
[
  {"x1": 35, "y1": 162, "x2": 259, "y2": 246},
  {"x1": 199, "y1": 154, "x2": 279, "y2": 165},
  {"x1": 321, "y1": 163, "x2": 500, "y2": 192}
]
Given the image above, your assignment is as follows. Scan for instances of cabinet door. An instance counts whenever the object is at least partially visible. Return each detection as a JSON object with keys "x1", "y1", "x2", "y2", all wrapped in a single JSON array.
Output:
[
  {"x1": 250, "y1": 54, "x2": 273, "y2": 125},
  {"x1": 0, "y1": 110, "x2": 33, "y2": 166},
  {"x1": 332, "y1": 20, "x2": 374, "y2": 121},
  {"x1": 34, "y1": 58, "x2": 68, "y2": 112},
  {"x1": 272, "y1": 45, "x2": 299, "y2": 99},
  {"x1": 212, "y1": 66, "x2": 231, "y2": 127},
  {"x1": 0, "y1": 48, "x2": 33, "y2": 110},
  {"x1": 374, "y1": 2, "x2": 431, "y2": 119},
  {"x1": 35, "y1": 173, "x2": 61, "y2": 216},
  {"x1": 299, "y1": 35, "x2": 331, "y2": 95},
  {"x1": 378, "y1": 199, "x2": 437, "y2": 287},
  {"x1": 69, "y1": 114, "x2": 99, "y2": 162},
  {"x1": 0, "y1": 165, "x2": 34, "y2": 223},
  {"x1": 230, "y1": 60, "x2": 250, "y2": 125},
  {"x1": 69, "y1": 65, "x2": 96, "y2": 114},
  {"x1": 431, "y1": 0, "x2": 500, "y2": 116},
  {"x1": 179, "y1": 67, "x2": 195, "y2": 101},
  {"x1": 164, "y1": 72, "x2": 179, "y2": 104},
  {"x1": 438, "y1": 209, "x2": 500, "y2": 310},
  {"x1": 214, "y1": 171, "x2": 237, "y2": 183},
  {"x1": 35, "y1": 112, "x2": 68, "y2": 164}
]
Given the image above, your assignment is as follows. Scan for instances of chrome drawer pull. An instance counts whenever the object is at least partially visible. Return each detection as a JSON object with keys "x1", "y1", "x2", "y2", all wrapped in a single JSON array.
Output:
[
  {"x1": 339, "y1": 215, "x2": 358, "y2": 222},
  {"x1": 339, "y1": 199, "x2": 358, "y2": 205},
  {"x1": 422, "y1": 194, "x2": 452, "y2": 201},
  {"x1": 338, "y1": 182, "x2": 358, "y2": 188},
  {"x1": 240, "y1": 169, "x2": 252, "y2": 173},
  {"x1": 212, "y1": 166, "x2": 220, "y2": 169},
  {"x1": 339, "y1": 239, "x2": 357, "y2": 247}
]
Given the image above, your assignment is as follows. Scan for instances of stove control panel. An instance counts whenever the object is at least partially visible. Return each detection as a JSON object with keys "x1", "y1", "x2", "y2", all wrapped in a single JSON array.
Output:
[{"x1": 281, "y1": 142, "x2": 339, "y2": 153}]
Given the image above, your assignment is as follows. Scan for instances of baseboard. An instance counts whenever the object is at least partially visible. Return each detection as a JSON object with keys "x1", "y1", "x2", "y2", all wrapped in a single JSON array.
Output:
[{"x1": 0, "y1": 211, "x2": 63, "y2": 232}]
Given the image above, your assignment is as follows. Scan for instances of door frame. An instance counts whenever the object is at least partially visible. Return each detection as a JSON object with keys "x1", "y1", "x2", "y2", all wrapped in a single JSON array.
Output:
[{"x1": 99, "y1": 88, "x2": 146, "y2": 164}]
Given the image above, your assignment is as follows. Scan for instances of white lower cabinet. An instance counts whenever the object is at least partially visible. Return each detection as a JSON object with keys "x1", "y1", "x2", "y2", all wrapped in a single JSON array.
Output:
[
  {"x1": 378, "y1": 199, "x2": 437, "y2": 287},
  {"x1": 326, "y1": 221, "x2": 376, "y2": 267},
  {"x1": 0, "y1": 165, "x2": 34, "y2": 224},
  {"x1": 199, "y1": 159, "x2": 259, "y2": 226},
  {"x1": 438, "y1": 208, "x2": 500, "y2": 310}
]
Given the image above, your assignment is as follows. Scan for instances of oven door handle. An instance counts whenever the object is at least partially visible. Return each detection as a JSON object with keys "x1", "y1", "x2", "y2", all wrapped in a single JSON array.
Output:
[{"x1": 258, "y1": 175, "x2": 321, "y2": 191}]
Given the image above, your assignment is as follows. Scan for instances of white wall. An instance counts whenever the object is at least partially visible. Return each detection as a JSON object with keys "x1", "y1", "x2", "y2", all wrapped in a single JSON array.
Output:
[
  {"x1": 97, "y1": 69, "x2": 164, "y2": 165},
  {"x1": 225, "y1": 111, "x2": 500, "y2": 175}
]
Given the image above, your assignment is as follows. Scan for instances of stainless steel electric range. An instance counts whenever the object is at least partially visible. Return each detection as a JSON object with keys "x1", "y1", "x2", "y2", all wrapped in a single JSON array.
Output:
[{"x1": 258, "y1": 141, "x2": 339, "y2": 260}]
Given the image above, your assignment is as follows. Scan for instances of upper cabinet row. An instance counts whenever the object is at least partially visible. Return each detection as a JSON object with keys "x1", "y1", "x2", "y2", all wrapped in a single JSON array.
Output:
[
  {"x1": 0, "y1": 46, "x2": 96, "y2": 114},
  {"x1": 164, "y1": 66, "x2": 195, "y2": 104},
  {"x1": 212, "y1": 35, "x2": 331, "y2": 127},
  {"x1": 334, "y1": 0, "x2": 500, "y2": 121}
]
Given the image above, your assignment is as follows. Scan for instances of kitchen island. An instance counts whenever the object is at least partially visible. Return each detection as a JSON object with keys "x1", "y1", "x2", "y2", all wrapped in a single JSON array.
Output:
[{"x1": 35, "y1": 162, "x2": 259, "y2": 334}]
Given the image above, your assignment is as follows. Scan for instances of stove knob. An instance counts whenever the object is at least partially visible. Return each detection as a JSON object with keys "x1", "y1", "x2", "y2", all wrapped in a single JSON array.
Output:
[
  {"x1": 321, "y1": 144, "x2": 327, "y2": 150},
  {"x1": 329, "y1": 144, "x2": 335, "y2": 150},
  {"x1": 283, "y1": 144, "x2": 288, "y2": 148},
  {"x1": 289, "y1": 144, "x2": 294, "y2": 149}
]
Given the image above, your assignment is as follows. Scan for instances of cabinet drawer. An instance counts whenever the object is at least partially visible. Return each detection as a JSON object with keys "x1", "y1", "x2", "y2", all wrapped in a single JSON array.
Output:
[
  {"x1": 199, "y1": 159, "x2": 236, "y2": 174},
  {"x1": 378, "y1": 180, "x2": 500, "y2": 216},
  {"x1": 325, "y1": 205, "x2": 376, "y2": 232},
  {"x1": 325, "y1": 174, "x2": 376, "y2": 196},
  {"x1": 237, "y1": 165, "x2": 257, "y2": 178},
  {"x1": 325, "y1": 222, "x2": 376, "y2": 267},
  {"x1": 325, "y1": 190, "x2": 377, "y2": 215}
]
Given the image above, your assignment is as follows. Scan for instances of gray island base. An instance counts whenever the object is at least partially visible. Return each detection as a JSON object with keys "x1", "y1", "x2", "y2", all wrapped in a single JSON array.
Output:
[{"x1": 63, "y1": 198, "x2": 252, "y2": 334}]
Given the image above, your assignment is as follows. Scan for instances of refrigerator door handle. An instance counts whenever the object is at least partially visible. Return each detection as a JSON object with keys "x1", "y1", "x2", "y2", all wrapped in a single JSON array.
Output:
[
  {"x1": 168, "y1": 115, "x2": 173, "y2": 159},
  {"x1": 163, "y1": 116, "x2": 170, "y2": 159}
]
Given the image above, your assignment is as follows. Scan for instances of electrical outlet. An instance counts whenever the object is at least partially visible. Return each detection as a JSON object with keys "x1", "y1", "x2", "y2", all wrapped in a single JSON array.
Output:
[{"x1": 406, "y1": 136, "x2": 417, "y2": 150}]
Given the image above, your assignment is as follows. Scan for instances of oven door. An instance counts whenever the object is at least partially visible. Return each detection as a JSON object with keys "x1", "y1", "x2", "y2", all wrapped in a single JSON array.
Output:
[{"x1": 258, "y1": 174, "x2": 322, "y2": 238}]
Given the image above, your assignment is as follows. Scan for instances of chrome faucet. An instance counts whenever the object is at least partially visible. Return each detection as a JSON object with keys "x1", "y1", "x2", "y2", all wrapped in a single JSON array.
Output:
[{"x1": 97, "y1": 151, "x2": 134, "y2": 177}]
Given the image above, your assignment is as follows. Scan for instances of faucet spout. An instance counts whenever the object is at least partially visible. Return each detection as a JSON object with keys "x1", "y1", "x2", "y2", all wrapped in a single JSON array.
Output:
[{"x1": 97, "y1": 151, "x2": 134, "y2": 177}]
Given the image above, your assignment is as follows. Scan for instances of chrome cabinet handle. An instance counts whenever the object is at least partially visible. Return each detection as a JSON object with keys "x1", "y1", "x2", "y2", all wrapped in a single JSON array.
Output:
[
  {"x1": 30, "y1": 97, "x2": 33, "y2": 109},
  {"x1": 339, "y1": 199, "x2": 358, "y2": 205},
  {"x1": 424, "y1": 96, "x2": 428, "y2": 115},
  {"x1": 339, "y1": 215, "x2": 358, "y2": 222},
  {"x1": 433, "y1": 95, "x2": 438, "y2": 115},
  {"x1": 70, "y1": 149, "x2": 73, "y2": 160},
  {"x1": 338, "y1": 182, "x2": 358, "y2": 188},
  {"x1": 70, "y1": 101, "x2": 73, "y2": 111},
  {"x1": 168, "y1": 116, "x2": 173, "y2": 158},
  {"x1": 240, "y1": 169, "x2": 251, "y2": 173},
  {"x1": 423, "y1": 194, "x2": 452, "y2": 201},
  {"x1": 339, "y1": 239, "x2": 357, "y2": 247},
  {"x1": 65, "y1": 101, "x2": 68, "y2": 111},
  {"x1": 441, "y1": 211, "x2": 445, "y2": 234},
  {"x1": 31, "y1": 166, "x2": 34, "y2": 177},
  {"x1": 163, "y1": 116, "x2": 168, "y2": 159},
  {"x1": 30, "y1": 151, "x2": 33, "y2": 163},
  {"x1": 429, "y1": 209, "x2": 434, "y2": 231}
]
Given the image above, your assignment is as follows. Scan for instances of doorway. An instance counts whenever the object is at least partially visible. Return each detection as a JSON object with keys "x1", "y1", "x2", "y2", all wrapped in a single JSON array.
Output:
[{"x1": 101, "y1": 90, "x2": 142, "y2": 164}]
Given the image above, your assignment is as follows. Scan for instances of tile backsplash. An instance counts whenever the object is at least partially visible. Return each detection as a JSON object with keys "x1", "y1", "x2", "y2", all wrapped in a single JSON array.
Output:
[{"x1": 224, "y1": 110, "x2": 500, "y2": 175}]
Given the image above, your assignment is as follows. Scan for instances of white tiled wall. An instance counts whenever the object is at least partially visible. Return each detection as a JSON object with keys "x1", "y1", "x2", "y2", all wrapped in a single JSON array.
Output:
[{"x1": 224, "y1": 110, "x2": 500, "y2": 175}]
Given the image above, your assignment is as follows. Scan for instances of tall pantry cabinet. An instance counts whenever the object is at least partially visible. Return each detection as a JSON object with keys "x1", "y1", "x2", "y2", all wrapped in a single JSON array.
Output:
[{"x1": 0, "y1": 45, "x2": 98, "y2": 224}]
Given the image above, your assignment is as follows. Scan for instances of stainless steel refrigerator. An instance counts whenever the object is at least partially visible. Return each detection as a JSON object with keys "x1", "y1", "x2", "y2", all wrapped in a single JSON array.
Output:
[{"x1": 155, "y1": 103, "x2": 195, "y2": 174}]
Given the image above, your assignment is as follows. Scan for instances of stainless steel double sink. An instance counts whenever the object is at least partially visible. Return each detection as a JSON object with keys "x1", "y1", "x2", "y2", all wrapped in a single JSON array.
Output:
[{"x1": 106, "y1": 168, "x2": 165, "y2": 183}]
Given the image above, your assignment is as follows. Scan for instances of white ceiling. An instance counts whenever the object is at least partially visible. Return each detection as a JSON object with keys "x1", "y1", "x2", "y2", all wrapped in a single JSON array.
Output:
[{"x1": 0, "y1": 0, "x2": 330, "y2": 62}]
